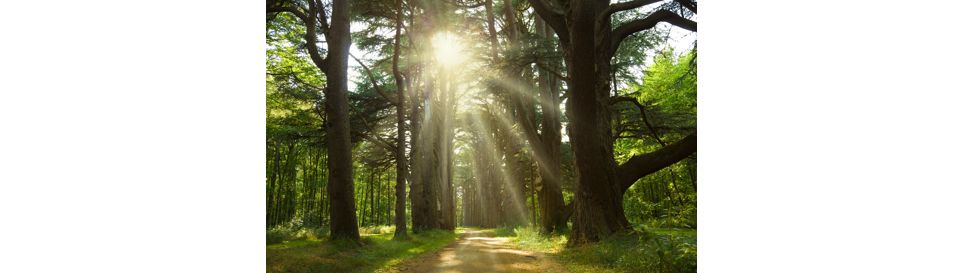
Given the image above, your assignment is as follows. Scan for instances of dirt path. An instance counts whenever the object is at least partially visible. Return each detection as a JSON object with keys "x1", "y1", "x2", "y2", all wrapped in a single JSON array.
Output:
[{"x1": 388, "y1": 229, "x2": 569, "y2": 273}]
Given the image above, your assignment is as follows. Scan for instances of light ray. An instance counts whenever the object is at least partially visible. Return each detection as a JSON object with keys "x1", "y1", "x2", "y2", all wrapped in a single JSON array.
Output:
[
  {"x1": 468, "y1": 104, "x2": 530, "y2": 225},
  {"x1": 432, "y1": 32, "x2": 466, "y2": 68}
]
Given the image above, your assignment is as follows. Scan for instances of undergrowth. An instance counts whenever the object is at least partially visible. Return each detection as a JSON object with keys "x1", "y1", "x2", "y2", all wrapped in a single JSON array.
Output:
[
  {"x1": 500, "y1": 226, "x2": 697, "y2": 273},
  {"x1": 266, "y1": 226, "x2": 328, "y2": 244},
  {"x1": 266, "y1": 227, "x2": 456, "y2": 273}
]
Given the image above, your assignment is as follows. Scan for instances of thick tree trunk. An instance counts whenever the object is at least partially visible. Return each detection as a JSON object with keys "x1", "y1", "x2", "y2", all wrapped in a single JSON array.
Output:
[
  {"x1": 325, "y1": 0, "x2": 360, "y2": 242},
  {"x1": 563, "y1": 0, "x2": 632, "y2": 245},
  {"x1": 414, "y1": 74, "x2": 441, "y2": 231},
  {"x1": 392, "y1": 0, "x2": 409, "y2": 239},
  {"x1": 527, "y1": 0, "x2": 698, "y2": 244},
  {"x1": 409, "y1": 0, "x2": 444, "y2": 233}
]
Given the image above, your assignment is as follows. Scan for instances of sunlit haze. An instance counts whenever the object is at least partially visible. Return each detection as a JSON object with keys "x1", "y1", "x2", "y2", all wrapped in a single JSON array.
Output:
[{"x1": 432, "y1": 32, "x2": 465, "y2": 67}]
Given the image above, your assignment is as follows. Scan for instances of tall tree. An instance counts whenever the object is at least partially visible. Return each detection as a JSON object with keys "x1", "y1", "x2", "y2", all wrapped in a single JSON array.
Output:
[
  {"x1": 392, "y1": 0, "x2": 410, "y2": 239},
  {"x1": 528, "y1": 0, "x2": 697, "y2": 244},
  {"x1": 533, "y1": 17, "x2": 568, "y2": 234},
  {"x1": 267, "y1": 0, "x2": 360, "y2": 242}
]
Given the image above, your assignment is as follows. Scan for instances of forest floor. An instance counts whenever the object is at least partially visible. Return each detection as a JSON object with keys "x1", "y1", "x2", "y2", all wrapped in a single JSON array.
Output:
[
  {"x1": 493, "y1": 226, "x2": 697, "y2": 273},
  {"x1": 266, "y1": 229, "x2": 456, "y2": 273},
  {"x1": 385, "y1": 228, "x2": 569, "y2": 273}
]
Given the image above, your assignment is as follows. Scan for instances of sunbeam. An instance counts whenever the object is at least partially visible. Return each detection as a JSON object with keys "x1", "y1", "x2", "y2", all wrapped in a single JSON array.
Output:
[
  {"x1": 266, "y1": 0, "x2": 698, "y2": 270},
  {"x1": 432, "y1": 32, "x2": 466, "y2": 68}
]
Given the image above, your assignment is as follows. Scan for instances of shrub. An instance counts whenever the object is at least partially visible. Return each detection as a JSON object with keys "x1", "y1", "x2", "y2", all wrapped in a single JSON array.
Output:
[{"x1": 266, "y1": 226, "x2": 328, "y2": 245}]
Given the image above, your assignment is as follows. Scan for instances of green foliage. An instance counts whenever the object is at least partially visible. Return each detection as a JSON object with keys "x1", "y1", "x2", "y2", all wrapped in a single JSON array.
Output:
[
  {"x1": 498, "y1": 226, "x2": 696, "y2": 273},
  {"x1": 492, "y1": 226, "x2": 518, "y2": 237},
  {"x1": 612, "y1": 10, "x2": 666, "y2": 86},
  {"x1": 613, "y1": 47, "x2": 697, "y2": 230},
  {"x1": 639, "y1": 48, "x2": 697, "y2": 117},
  {"x1": 359, "y1": 225, "x2": 396, "y2": 235},
  {"x1": 267, "y1": 226, "x2": 329, "y2": 245},
  {"x1": 621, "y1": 163, "x2": 697, "y2": 229},
  {"x1": 502, "y1": 226, "x2": 568, "y2": 253},
  {"x1": 267, "y1": 229, "x2": 457, "y2": 273}
]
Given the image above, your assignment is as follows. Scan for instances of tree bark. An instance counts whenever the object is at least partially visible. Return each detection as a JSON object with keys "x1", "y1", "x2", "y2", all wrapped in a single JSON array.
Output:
[
  {"x1": 616, "y1": 133, "x2": 697, "y2": 194},
  {"x1": 325, "y1": 0, "x2": 360, "y2": 242},
  {"x1": 528, "y1": 0, "x2": 697, "y2": 245},
  {"x1": 392, "y1": 0, "x2": 409, "y2": 239}
]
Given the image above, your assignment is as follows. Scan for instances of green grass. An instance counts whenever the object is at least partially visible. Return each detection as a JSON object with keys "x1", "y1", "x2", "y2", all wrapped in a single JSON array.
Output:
[
  {"x1": 266, "y1": 228, "x2": 457, "y2": 273},
  {"x1": 496, "y1": 226, "x2": 697, "y2": 273}
]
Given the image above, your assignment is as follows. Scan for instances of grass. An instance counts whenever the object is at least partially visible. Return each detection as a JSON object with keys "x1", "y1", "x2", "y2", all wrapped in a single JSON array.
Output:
[
  {"x1": 495, "y1": 226, "x2": 697, "y2": 273},
  {"x1": 266, "y1": 227, "x2": 457, "y2": 273}
]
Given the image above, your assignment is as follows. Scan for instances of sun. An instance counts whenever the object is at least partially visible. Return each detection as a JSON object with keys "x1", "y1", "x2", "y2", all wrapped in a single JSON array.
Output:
[{"x1": 431, "y1": 32, "x2": 465, "y2": 67}]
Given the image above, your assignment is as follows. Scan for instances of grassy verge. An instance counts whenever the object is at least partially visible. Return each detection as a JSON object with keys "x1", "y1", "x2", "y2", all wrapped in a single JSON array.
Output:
[
  {"x1": 495, "y1": 226, "x2": 697, "y2": 273},
  {"x1": 266, "y1": 227, "x2": 457, "y2": 273}
]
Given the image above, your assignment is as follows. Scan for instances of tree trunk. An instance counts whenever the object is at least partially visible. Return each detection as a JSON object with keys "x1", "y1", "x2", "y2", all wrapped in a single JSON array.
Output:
[
  {"x1": 325, "y1": 0, "x2": 360, "y2": 242},
  {"x1": 409, "y1": 72, "x2": 429, "y2": 232},
  {"x1": 267, "y1": 142, "x2": 280, "y2": 227},
  {"x1": 534, "y1": 17, "x2": 567, "y2": 234},
  {"x1": 563, "y1": 0, "x2": 632, "y2": 245},
  {"x1": 392, "y1": 0, "x2": 409, "y2": 239},
  {"x1": 527, "y1": 0, "x2": 697, "y2": 244},
  {"x1": 439, "y1": 71, "x2": 456, "y2": 230}
]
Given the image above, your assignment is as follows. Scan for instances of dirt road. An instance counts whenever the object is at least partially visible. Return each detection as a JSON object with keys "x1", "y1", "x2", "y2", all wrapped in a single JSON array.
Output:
[{"x1": 388, "y1": 229, "x2": 568, "y2": 273}]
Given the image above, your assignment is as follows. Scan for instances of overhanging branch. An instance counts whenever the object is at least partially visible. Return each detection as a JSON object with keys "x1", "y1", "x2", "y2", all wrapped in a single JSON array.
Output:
[
  {"x1": 528, "y1": 0, "x2": 569, "y2": 44},
  {"x1": 600, "y1": 0, "x2": 663, "y2": 21},
  {"x1": 267, "y1": 6, "x2": 308, "y2": 22},
  {"x1": 611, "y1": 9, "x2": 696, "y2": 52},
  {"x1": 267, "y1": 2, "x2": 328, "y2": 72},
  {"x1": 616, "y1": 133, "x2": 696, "y2": 194},
  {"x1": 610, "y1": 96, "x2": 665, "y2": 146}
]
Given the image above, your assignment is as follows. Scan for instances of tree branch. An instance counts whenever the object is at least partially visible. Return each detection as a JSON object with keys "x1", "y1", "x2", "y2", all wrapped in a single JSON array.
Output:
[
  {"x1": 609, "y1": 96, "x2": 665, "y2": 146},
  {"x1": 535, "y1": 61, "x2": 570, "y2": 83},
  {"x1": 360, "y1": 133, "x2": 397, "y2": 151},
  {"x1": 350, "y1": 53, "x2": 399, "y2": 106},
  {"x1": 268, "y1": 2, "x2": 328, "y2": 72},
  {"x1": 267, "y1": 6, "x2": 309, "y2": 22},
  {"x1": 528, "y1": 0, "x2": 569, "y2": 44},
  {"x1": 675, "y1": 0, "x2": 697, "y2": 13},
  {"x1": 312, "y1": 0, "x2": 331, "y2": 35},
  {"x1": 611, "y1": 9, "x2": 696, "y2": 52},
  {"x1": 600, "y1": 0, "x2": 662, "y2": 21},
  {"x1": 616, "y1": 133, "x2": 696, "y2": 194},
  {"x1": 357, "y1": 113, "x2": 398, "y2": 151},
  {"x1": 456, "y1": 0, "x2": 486, "y2": 9}
]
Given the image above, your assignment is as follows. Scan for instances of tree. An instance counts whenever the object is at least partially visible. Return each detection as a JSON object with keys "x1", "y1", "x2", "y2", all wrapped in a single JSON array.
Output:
[
  {"x1": 528, "y1": 0, "x2": 697, "y2": 244},
  {"x1": 531, "y1": 16, "x2": 568, "y2": 234},
  {"x1": 267, "y1": 0, "x2": 360, "y2": 242},
  {"x1": 391, "y1": 0, "x2": 410, "y2": 239}
]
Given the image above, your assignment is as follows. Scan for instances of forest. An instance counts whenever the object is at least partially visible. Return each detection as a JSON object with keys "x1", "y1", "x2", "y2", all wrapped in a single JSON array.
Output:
[{"x1": 266, "y1": 0, "x2": 696, "y2": 272}]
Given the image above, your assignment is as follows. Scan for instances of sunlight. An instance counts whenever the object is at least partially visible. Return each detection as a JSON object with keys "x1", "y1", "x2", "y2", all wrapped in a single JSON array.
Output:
[{"x1": 432, "y1": 32, "x2": 465, "y2": 67}]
